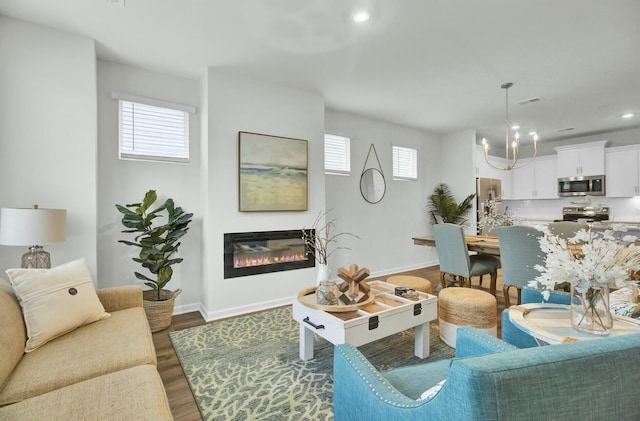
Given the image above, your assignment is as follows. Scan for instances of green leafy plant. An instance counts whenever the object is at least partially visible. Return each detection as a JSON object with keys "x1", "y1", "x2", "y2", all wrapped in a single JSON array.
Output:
[
  {"x1": 116, "y1": 190, "x2": 193, "y2": 301},
  {"x1": 428, "y1": 183, "x2": 476, "y2": 225}
]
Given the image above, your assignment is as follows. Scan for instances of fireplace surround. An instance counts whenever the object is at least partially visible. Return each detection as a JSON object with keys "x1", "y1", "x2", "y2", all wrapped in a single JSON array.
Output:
[{"x1": 223, "y1": 229, "x2": 315, "y2": 278}]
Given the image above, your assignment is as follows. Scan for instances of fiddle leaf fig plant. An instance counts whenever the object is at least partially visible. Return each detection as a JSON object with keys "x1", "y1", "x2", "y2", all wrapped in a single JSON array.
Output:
[{"x1": 116, "y1": 190, "x2": 193, "y2": 301}]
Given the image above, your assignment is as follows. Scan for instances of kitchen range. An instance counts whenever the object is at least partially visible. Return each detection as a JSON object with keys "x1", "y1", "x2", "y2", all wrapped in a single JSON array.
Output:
[{"x1": 558, "y1": 206, "x2": 610, "y2": 223}]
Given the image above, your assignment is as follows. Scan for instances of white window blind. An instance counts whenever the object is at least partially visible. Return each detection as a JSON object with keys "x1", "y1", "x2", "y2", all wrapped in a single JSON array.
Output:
[
  {"x1": 393, "y1": 145, "x2": 418, "y2": 180},
  {"x1": 324, "y1": 134, "x2": 351, "y2": 175},
  {"x1": 112, "y1": 92, "x2": 194, "y2": 163}
]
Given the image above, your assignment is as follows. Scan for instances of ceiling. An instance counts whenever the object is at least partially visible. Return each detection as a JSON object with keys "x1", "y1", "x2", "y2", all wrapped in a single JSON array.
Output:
[{"x1": 1, "y1": 0, "x2": 639, "y2": 149}]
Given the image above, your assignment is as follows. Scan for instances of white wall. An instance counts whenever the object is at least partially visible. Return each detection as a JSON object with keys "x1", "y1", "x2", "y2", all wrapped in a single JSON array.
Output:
[
  {"x1": 202, "y1": 70, "x2": 325, "y2": 320},
  {"x1": 324, "y1": 110, "x2": 442, "y2": 276},
  {"x1": 0, "y1": 16, "x2": 98, "y2": 277},
  {"x1": 95, "y1": 60, "x2": 203, "y2": 311},
  {"x1": 440, "y1": 129, "x2": 478, "y2": 233}
]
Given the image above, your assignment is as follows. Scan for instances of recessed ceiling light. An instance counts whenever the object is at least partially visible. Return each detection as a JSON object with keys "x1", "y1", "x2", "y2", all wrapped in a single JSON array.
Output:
[
  {"x1": 529, "y1": 131, "x2": 537, "y2": 136},
  {"x1": 352, "y1": 10, "x2": 370, "y2": 23},
  {"x1": 622, "y1": 113, "x2": 635, "y2": 119},
  {"x1": 511, "y1": 125, "x2": 520, "y2": 130}
]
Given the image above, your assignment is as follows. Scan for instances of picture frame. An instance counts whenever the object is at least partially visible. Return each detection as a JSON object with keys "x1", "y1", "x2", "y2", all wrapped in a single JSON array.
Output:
[{"x1": 238, "y1": 131, "x2": 308, "y2": 212}]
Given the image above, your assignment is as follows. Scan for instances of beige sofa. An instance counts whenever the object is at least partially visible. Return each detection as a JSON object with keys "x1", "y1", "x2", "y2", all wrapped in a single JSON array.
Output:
[{"x1": 0, "y1": 279, "x2": 173, "y2": 420}]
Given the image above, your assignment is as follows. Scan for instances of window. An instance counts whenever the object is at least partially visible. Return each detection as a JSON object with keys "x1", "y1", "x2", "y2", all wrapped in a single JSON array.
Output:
[
  {"x1": 112, "y1": 92, "x2": 195, "y2": 163},
  {"x1": 393, "y1": 145, "x2": 418, "y2": 180},
  {"x1": 324, "y1": 133, "x2": 351, "y2": 175}
]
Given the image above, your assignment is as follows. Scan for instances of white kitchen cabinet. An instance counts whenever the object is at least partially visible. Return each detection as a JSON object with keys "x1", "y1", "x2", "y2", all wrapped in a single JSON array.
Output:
[
  {"x1": 476, "y1": 146, "x2": 513, "y2": 199},
  {"x1": 534, "y1": 156, "x2": 558, "y2": 198},
  {"x1": 555, "y1": 140, "x2": 609, "y2": 178},
  {"x1": 605, "y1": 145, "x2": 640, "y2": 197},
  {"x1": 511, "y1": 155, "x2": 558, "y2": 199}
]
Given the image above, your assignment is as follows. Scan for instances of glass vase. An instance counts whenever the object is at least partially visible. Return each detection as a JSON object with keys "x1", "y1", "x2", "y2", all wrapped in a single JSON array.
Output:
[
  {"x1": 316, "y1": 280, "x2": 339, "y2": 306},
  {"x1": 570, "y1": 284, "x2": 613, "y2": 335},
  {"x1": 316, "y1": 263, "x2": 330, "y2": 286}
]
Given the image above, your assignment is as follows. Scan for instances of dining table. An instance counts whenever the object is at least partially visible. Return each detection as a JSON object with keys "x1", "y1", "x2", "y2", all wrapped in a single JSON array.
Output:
[{"x1": 412, "y1": 235, "x2": 501, "y2": 256}]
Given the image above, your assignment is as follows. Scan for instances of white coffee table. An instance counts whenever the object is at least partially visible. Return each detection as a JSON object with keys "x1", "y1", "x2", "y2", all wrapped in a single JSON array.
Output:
[
  {"x1": 292, "y1": 280, "x2": 438, "y2": 361},
  {"x1": 508, "y1": 303, "x2": 640, "y2": 345}
]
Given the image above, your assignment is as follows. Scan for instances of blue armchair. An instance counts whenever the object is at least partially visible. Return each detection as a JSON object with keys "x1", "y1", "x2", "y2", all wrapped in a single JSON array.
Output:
[{"x1": 333, "y1": 327, "x2": 640, "y2": 420}]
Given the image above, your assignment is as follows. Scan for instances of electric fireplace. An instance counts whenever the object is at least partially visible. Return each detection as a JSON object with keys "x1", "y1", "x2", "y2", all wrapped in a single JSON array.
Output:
[{"x1": 223, "y1": 229, "x2": 315, "y2": 278}]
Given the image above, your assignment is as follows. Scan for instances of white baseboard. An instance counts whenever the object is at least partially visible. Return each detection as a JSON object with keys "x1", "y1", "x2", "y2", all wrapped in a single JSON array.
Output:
[
  {"x1": 368, "y1": 260, "x2": 438, "y2": 279},
  {"x1": 200, "y1": 296, "x2": 295, "y2": 322},
  {"x1": 173, "y1": 260, "x2": 438, "y2": 321},
  {"x1": 173, "y1": 302, "x2": 201, "y2": 316}
]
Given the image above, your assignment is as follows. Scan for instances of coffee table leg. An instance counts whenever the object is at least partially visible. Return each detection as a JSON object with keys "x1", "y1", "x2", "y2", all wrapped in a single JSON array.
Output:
[
  {"x1": 414, "y1": 323, "x2": 430, "y2": 358},
  {"x1": 299, "y1": 324, "x2": 315, "y2": 361}
]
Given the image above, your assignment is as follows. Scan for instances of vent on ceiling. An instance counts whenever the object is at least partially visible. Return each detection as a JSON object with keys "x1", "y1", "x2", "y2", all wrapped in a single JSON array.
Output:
[
  {"x1": 517, "y1": 97, "x2": 542, "y2": 105},
  {"x1": 555, "y1": 127, "x2": 575, "y2": 133}
]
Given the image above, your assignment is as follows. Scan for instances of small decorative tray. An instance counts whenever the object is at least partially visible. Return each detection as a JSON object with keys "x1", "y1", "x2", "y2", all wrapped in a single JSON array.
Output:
[{"x1": 297, "y1": 286, "x2": 375, "y2": 312}]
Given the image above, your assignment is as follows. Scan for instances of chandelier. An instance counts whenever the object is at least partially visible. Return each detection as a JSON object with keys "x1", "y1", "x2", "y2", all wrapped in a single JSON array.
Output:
[{"x1": 482, "y1": 82, "x2": 538, "y2": 171}]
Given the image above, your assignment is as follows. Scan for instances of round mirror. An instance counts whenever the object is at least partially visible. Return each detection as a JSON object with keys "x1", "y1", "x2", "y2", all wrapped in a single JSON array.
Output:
[{"x1": 360, "y1": 168, "x2": 386, "y2": 204}]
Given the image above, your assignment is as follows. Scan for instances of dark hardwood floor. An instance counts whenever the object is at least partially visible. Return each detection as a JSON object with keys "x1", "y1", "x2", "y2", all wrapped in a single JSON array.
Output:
[{"x1": 152, "y1": 265, "x2": 514, "y2": 420}]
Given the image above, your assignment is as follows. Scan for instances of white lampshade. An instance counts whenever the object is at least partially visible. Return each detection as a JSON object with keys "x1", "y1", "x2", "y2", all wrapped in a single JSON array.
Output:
[{"x1": 0, "y1": 207, "x2": 66, "y2": 246}]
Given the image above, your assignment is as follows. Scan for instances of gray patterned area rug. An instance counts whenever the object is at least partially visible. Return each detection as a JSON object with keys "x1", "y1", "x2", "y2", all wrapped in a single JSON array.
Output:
[{"x1": 169, "y1": 305, "x2": 454, "y2": 421}]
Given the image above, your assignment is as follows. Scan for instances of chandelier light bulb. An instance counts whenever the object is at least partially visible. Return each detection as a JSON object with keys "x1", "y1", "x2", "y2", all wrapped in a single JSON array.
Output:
[{"x1": 352, "y1": 10, "x2": 370, "y2": 23}]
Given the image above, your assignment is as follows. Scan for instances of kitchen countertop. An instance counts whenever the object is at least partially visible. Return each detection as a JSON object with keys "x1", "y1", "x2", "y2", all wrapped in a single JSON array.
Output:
[
  {"x1": 507, "y1": 218, "x2": 640, "y2": 230},
  {"x1": 591, "y1": 221, "x2": 640, "y2": 230}
]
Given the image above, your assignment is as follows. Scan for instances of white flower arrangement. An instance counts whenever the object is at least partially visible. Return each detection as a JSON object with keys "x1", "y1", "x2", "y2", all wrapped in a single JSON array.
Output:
[
  {"x1": 478, "y1": 198, "x2": 515, "y2": 234},
  {"x1": 530, "y1": 226, "x2": 640, "y2": 300}
]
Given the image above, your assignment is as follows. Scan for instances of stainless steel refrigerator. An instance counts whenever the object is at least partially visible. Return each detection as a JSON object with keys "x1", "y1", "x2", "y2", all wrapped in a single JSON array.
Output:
[{"x1": 476, "y1": 178, "x2": 502, "y2": 234}]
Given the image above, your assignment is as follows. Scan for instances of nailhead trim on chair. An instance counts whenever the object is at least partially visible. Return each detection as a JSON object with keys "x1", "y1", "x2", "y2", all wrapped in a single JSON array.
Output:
[
  {"x1": 457, "y1": 327, "x2": 518, "y2": 352},
  {"x1": 337, "y1": 344, "x2": 427, "y2": 408}
]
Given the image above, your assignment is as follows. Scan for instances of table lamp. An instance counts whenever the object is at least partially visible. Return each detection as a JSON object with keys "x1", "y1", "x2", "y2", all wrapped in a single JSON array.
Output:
[{"x1": 0, "y1": 205, "x2": 66, "y2": 269}]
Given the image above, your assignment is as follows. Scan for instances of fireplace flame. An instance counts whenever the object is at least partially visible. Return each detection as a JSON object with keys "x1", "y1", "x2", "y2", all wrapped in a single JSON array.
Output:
[{"x1": 234, "y1": 253, "x2": 307, "y2": 268}]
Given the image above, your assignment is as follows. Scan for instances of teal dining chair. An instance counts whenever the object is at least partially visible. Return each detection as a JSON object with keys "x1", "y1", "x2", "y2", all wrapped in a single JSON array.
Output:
[
  {"x1": 497, "y1": 225, "x2": 545, "y2": 307},
  {"x1": 547, "y1": 221, "x2": 589, "y2": 240},
  {"x1": 432, "y1": 223, "x2": 501, "y2": 294}
]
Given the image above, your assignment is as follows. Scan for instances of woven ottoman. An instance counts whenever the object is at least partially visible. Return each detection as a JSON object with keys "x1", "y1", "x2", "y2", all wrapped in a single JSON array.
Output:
[
  {"x1": 438, "y1": 287, "x2": 497, "y2": 347},
  {"x1": 387, "y1": 275, "x2": 432, "y2": 294}
]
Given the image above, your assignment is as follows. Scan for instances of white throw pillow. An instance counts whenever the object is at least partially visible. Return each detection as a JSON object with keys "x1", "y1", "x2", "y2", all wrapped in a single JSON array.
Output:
[
  {"x1": 6, "y1": 258, "x2": 110, "y2": 352},
  {"x1": 417, "y1": 379, "x2": 446, "y2": 401}
]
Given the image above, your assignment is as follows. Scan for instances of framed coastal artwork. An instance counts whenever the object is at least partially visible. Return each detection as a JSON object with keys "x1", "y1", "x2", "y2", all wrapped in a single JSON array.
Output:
[{"x1": 238, "y1": 131, "x2": 308, "y2": 212}]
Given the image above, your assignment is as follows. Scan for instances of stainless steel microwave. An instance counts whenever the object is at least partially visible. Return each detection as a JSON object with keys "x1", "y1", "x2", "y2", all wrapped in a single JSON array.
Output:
[{"x1": 558, "y1": 175, "x2": 605, "y2": 197}]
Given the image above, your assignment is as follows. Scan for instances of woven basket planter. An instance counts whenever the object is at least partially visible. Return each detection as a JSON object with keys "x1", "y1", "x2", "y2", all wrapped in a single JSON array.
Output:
[{"x1": 142, "y1": 288, "x2": 182, "y2": 333}]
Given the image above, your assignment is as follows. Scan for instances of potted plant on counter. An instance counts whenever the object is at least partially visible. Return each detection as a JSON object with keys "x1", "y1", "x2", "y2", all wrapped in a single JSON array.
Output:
[{"x1": 116, "y1": 190, "x2": 193, "y2": 332}]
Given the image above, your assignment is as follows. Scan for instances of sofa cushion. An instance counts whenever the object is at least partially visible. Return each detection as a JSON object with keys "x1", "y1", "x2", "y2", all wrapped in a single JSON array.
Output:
[
  {"x1": 418, "y1": 379, "x2": 446, "y2": 401},
  {"x1": 0, "y1": 279, "x2": 27, "y2": 391},
  {"x1": 382, "y1": 358, "x2": 451, "y2": 401},
  {"x1": 0, "y1": 306, "x2": 156, "y2": 405},
  {"x1": 0, "y1": 365, "x2": 172, "y2": 420},
  {"x1": 5, "y1": 258, "x2": 110, "y2": 352}
]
